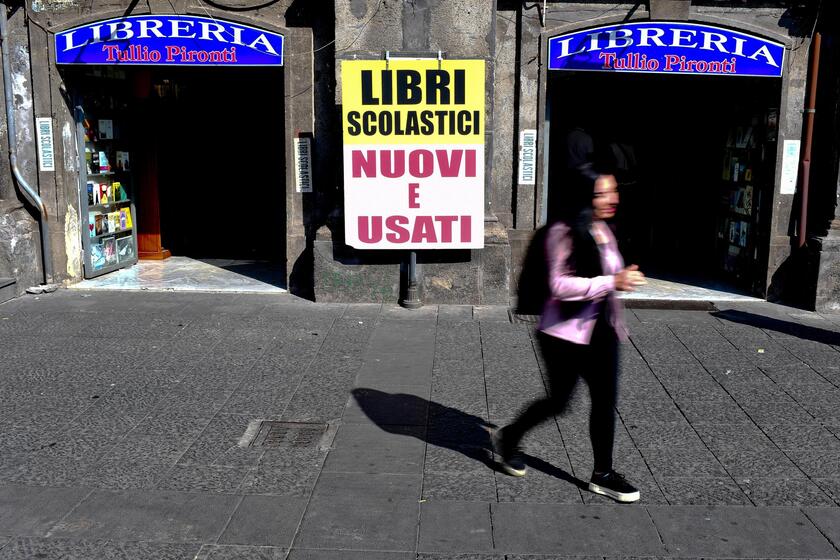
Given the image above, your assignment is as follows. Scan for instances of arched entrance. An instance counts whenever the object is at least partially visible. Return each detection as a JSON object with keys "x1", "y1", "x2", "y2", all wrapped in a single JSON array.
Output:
[
  {"x1": 56, "y1": 14, "x2": 288, "y2": 290},
  {"x1": 542, "y1": 21, "x2": 786, "y2": 298}
]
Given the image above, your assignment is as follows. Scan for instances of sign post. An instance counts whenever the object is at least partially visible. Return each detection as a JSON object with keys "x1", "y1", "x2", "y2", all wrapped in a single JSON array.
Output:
[{"x1": 341, "y1": 56, "x2": 486, "y2": 305}]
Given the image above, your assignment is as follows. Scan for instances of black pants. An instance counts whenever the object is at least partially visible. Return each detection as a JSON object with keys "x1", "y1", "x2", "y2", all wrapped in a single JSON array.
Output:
[{"x1": 503, "y1": 318, "x2": 619, "y2": 473}]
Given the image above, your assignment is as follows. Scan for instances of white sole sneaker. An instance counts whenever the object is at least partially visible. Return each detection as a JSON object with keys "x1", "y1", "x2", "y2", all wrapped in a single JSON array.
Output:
[
  {"x1": 490, "y1": 429, "x2": 527, "y2": 477},
  {"x1": 588, "y1": 482, "x2": 640, "y2": 503},
  {"x1": 500, "y1": 462, "x2": 527, "y2": 477}
]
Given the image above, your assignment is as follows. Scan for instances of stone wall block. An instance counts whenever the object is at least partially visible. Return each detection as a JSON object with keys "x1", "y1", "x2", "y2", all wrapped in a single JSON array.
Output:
[
  {"x1": 480, "y1": 239, "x2": 511, "y2": 305},
  {"x1": 313, "y1": 227, "x2": 400, "y2": 303},
  {"x1": 335, "y1": 0, "x2": 403, "y2": 54},
  {"x1": 421, "y1": 260, "x2": 480, "y2": 305},
  {"x1": 429, "y1": 0, "x2": 493, "y2": 58},
  {"x1": 815, "y1": 232, "x2": 840, "y2": 312},
  {"x1": 0, "y1": 204, "x2": 42, "y2": 293}
]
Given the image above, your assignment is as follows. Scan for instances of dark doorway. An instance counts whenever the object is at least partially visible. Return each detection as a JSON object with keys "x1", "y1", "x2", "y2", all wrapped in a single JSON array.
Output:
[
  {"x1": 546, "y1": 71, "x2": 782, "y2": 295},
  {"x1": 148, "y1": 67, "x2": 286, "y2": 260}
]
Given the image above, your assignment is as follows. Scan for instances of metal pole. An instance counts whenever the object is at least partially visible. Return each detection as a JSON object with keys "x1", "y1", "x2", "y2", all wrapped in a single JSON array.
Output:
[
  {"x1": 0, "y1": 1, "x2": 53, "y2": 284},
  {"x1": 798, "y1": 32, "x2": 821, "y2": 249},
  {"x1": 400, "y1": 250, "x2": 422, "y2": 309}
]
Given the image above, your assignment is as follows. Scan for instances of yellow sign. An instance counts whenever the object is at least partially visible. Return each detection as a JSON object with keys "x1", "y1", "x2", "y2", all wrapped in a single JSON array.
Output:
[{"x1": 342, "y1": 59, "x2": 485, "y2": 145}]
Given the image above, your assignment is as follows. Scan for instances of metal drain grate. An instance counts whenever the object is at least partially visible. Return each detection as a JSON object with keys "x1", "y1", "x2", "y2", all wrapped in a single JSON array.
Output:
[{"x1": 246, "y1": 421, "x2": 329, "y2": 449}]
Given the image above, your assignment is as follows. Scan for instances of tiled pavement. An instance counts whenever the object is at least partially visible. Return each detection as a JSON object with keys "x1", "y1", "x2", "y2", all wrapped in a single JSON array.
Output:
[{"x1": 1, "y1": 290, "x2": 840, "y2": 559}]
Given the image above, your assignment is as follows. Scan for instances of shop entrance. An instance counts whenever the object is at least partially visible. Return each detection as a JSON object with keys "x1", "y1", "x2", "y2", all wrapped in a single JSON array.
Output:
[
  {"x1": 143, "y1": 67, "x2": 285, "y2": 260},
  {"x1": 65, "y1": 65, "x2": 286, "y2": 288},
  {"x1": 546, "y1": 71, "x2": 782, "y2": 297}
]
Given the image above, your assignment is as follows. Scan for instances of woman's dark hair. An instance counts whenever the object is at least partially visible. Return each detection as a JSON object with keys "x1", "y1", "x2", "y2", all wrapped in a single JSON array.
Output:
[{"x1": 557, "y1": 165, "x2": 609, "y2": 279}]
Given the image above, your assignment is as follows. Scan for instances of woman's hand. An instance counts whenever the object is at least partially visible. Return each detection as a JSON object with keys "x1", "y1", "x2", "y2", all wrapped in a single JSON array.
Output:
[{"x1": 614, "y1": 265, "x2": 647, "y2": 292}]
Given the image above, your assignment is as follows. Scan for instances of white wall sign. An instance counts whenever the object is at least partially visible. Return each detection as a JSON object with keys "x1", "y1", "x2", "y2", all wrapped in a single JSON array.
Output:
[
  {"x1": 518, "y1": 129, "x2": 537, "y2": 185},
  {"x1": 294, "y1": 137, "x2": 312, "y2": 193},
  {"x1": 780, "y1": 139, "x2": 801, "y2": 195},
  {"x1": 35, "y1": 117, "x2": 55, "y2": 172}
]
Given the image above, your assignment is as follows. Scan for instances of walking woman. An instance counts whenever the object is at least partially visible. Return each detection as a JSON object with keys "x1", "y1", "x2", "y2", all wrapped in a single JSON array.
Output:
[{"x1": 493, "y1": 172, "x2": 646, "y2": 503}]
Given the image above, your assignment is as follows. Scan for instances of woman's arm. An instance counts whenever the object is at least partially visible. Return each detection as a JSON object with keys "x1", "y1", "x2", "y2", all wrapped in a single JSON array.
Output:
[{"x1": 545, "y1": 223, "x2": 616, "y2": 302}]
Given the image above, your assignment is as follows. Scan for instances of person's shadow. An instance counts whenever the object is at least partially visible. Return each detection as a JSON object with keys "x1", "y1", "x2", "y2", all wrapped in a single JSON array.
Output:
[{"x1": 350, "y1": 388, "x2": 586, "y2": 490}]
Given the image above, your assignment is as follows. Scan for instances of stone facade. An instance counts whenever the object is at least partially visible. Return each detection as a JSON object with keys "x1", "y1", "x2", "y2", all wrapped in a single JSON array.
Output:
[{"x1": 0, "y1": 0, "x2": 835, "y2": 309}]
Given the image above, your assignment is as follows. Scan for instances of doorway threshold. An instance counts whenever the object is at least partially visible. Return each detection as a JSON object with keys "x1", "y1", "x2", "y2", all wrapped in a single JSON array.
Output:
[
  {"x1": 70, "y1": 257, "x2": 287, "y2": 293},
  {"x1": 619, "y1": 274, "x2": 762, "y2": 303}
]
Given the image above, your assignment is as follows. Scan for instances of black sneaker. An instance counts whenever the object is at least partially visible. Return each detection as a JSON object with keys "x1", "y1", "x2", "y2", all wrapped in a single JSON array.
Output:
[
  {"x1": 491, "y1": 428, "x2": 527, "y2": 477},
  {"x1": 588, "y1": 470, "x2": 640, "y2": 503}
]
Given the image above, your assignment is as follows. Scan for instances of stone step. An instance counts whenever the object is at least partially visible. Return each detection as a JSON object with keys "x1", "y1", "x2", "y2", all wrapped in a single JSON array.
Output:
[{"x1": 0, "y1": 277, "x2": 16, "y2": 304}]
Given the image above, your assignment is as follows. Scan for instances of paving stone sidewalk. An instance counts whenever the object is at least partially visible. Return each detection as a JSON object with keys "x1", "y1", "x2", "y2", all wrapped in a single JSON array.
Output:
[{"x1": 1, "y1": 290, "x2": 840, "y2": 559}]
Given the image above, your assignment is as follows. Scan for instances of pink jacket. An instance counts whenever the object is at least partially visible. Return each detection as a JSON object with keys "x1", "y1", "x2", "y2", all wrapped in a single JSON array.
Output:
[{"x1": 537, "y1": 220, "x2": 628, "y2": 345}]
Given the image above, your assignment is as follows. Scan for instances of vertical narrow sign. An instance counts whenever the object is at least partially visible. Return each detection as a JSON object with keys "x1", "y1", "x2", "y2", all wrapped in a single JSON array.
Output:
[
  {"x1": 518, "y1": 129, "x2": 537, "y2": 185},
  {"x1": 294, "y1": 137, "x2": 312, "y2": 193},
  {"x1": 341, "y1": 59, "x2": 485, "y2": 249},
  {"x1": 780, "y1": 139, "x2": 800, "y2": 195},
  {"x1": 36, "y1": 117, "x2": 55, "y2": 172}
]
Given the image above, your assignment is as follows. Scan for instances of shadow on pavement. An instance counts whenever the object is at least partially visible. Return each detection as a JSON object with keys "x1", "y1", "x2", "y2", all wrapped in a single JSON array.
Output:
[
  {"x1": 350, "y1": 388, "x2": 587, "y2": 490},
  {"x1": 713, "y1": 309, "x2": 840, "y2": 346}
]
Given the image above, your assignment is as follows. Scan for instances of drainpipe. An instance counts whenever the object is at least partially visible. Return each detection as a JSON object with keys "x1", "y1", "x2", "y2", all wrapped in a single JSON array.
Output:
[
  {"x1": 0, "y1": 1, "x2": 53, "y2": 284},
  {"x1": 798, "y1": 32, "x2": 821, "y2": 249}
]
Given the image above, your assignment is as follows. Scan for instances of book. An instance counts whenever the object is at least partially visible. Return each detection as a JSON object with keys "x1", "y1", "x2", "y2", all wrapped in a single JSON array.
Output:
[
  {"x1": 725, "y1": 244, "x2": 741, "y2": 272},
  {"x1": 730, "y1": 189, "x2": 739, "y2": 209},
  {"x1": 731, "y1": 157, "x2": 740, "y2": 182},
  {"x1": 87, "y1": 181, "x2": 96, "y2": 205},
  {"x1": 744, "y1": 186, "x2": 754, "y2": 214},
  {"x1": 734, "y1": 188, "x2": 745, "y2": 214},
  {"x1": 115, "y1": 151, "x2": 130, "y2": 172},
  {"x1": 122, "y1": 207, "x2": 133, "y2": 229},
  {"x1": 766, "y1": 109, "x2": 779, "y2": 142},
  {"x1": 728, "y1": 220, "x2": 737, "y2": 244},
  {"x1": 98, "y1": 183, "x2": 109, "y2": 204},
  {"x1": 83, "y1": 119, "x2": 95, "y2": 143},
  {"x1": 735, "y1": 126, "x2": 753, "y2": 149},
  {"x1": 98, "y1": 151, "x2": 111, "y2": 173},
  {"x1": 117, "y1": 236, "x2": 135, "y2": 262},
  {"x1": 94, "y1": 213, "x2": 105, "y2": 235},
  {"x1": 107, "y1": 211, "x2": 118, "y2": 233},
  {"x1": 88, "y1": 214, "x2": 96, "y2": 238},
  {"x1": 721, "y1": 153, "x2": 731, "y2": 181},
  {"x1": 739, "y1": 221, "x2": 749, "y2": 247},
  {"x1": 91, "y1": 243, "x2": 106, "y2": 270},
  {"x1": 102, "y1": 236, "x2": 117, "y2": 265},
  {"x1": 98, "y1": 119, "x2": 113, "y2": 140},
  {"x1": 112, "y1": 182, "x2": 126, "y2": 202},
  {"x1": 119, "y1": 209, "x2": 127, "y2": 230}
]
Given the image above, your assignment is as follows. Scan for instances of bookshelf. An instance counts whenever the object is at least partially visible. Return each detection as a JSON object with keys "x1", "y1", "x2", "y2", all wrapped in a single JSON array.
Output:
[
  {"x1": 715, "y1": 110, "x2": 777, "y2": 294},
  {"x1": 77, "y1": 107, "x2": 139, "y2": 278}
]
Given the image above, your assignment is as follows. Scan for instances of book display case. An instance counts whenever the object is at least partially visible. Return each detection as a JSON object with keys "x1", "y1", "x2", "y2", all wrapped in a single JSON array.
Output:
[
  {"x1": 76, "y1": 82, "x2": 138, "y2": 278},
  {"x1": 716, "y1": 109, "x2": 778, "y2": 293}
]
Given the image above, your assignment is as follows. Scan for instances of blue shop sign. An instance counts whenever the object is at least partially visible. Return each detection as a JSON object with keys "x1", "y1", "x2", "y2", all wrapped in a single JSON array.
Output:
[
  {"x1": 55, "y1": 15, "x2": 284, "y2": 66},
  {"x1": 548, "y1": 22, "x2": 784, "y2": 77}
]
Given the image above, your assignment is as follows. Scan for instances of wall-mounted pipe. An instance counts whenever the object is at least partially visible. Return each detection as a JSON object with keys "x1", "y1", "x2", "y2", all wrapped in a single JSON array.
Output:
[
  {"x1": 0, "y1": 1, "x2": 52, "y2": 283},
  {"x1": 798, "y1": 32, "x2": 821, "y2": 249}
]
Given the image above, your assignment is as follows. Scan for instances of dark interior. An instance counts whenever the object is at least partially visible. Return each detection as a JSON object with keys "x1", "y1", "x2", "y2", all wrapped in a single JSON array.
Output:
[
  {"x1": 149, "y1": 67, "x2": 286, "y2": 260},
  {"x1": 547, "y1": 71, "x2": 782, "y2": 292}
]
